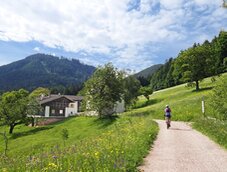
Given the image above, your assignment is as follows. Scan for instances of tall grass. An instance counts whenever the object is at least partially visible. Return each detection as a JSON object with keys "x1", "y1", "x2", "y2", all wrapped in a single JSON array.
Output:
[
  {"x1": 193, "y1": 118, "x2": 227, "y2": 149},
  {"x1": 0, "y1": 115, "x2": 158, "y2": 171}
]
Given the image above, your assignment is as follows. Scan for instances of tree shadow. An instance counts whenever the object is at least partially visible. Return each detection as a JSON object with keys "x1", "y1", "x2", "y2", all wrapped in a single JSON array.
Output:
[
  {"x1": 92, "y1": 115, "x2": 119, "y2": 128},
  {"x1": 48, "y1": 117, "x2": 72, "y2": 126},
  {"x1": 192, "y1": 87, "x2": 213, "y2": 92},
  {"x1": 10, "y1": 126, "x2": 53, "y2": 139}
]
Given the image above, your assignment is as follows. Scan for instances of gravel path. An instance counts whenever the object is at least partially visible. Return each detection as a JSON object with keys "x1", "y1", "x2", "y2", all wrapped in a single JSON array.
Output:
[{"x1": 139, "y1": 120, "x2": 227, "y2": 172}]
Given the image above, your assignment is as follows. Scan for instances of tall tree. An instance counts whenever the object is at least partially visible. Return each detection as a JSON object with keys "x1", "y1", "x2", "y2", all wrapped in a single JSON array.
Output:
[
  {"x1": 0, "y1": 89, "x2": 30, "y2": 134},
  {"x1": 81, "y1": 63, "x2": 124, "y2": 117},
  {"x1": 123, "y1": 76, "x2": 141, "y2": 108},
  {"x1": 173, "y1": 43, "x2": 215, "y2": 91}
]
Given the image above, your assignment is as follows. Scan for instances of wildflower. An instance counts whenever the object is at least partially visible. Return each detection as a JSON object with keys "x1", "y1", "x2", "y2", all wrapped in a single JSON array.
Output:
[
  {"x1": 94, "y1": 152, "x2": 100, "y2": 159},
  {"x1": 2, "y1": 168, "x2": 8, "y2": 172},
  {"x1": 48, "y1": 162, "x2": 58, "y2": 169}
]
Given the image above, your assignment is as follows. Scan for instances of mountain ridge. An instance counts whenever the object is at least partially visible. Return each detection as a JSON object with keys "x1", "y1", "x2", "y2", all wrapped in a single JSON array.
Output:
[{"x1": 0, "y1": 53, "x2": 96, "y2": 92}]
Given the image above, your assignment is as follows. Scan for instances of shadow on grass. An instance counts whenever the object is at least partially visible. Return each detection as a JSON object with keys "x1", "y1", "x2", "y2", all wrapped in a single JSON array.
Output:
[
  {"x1": 133, "y1": 98, "x2": 163, "y2": 109},
  {"x1": 192, "y1": 87, "x2": 213, "y2": 93},
  {"x1": 10, "y1": 126, "x2": 53, "y2": 139},
  {"x1": 48, "y1": 117, "x2": 73, "y2": 126},
  {"x1": 92, "y1": 115, "x2": 119, "y2": 128}
]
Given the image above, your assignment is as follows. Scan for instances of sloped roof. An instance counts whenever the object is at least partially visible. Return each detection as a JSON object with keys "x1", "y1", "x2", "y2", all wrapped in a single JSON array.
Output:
[{"x1": 40, "y1": 94, "x2": 83, "y2": 105}]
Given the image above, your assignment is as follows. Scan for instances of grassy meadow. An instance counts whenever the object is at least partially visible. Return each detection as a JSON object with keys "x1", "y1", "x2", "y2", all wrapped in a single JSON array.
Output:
[
  {"x1": 0, "y1": 114, "x2": 158, "y2": 171},
  {"x1": 0, "y1": 73, "x2": 227, "y2": 171},
  {"x1": 132, "y1": 72, "x2": 227, "y2": 149}
]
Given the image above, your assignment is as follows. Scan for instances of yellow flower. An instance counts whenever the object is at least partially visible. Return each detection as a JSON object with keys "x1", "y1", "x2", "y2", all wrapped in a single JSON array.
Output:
[
  {"x1": 95, "y1": 152, "x2": 100, "y2": 157},
  {"x1": 48, "y1": 162, "x2": 58, "y2": 169},
  {"x1": 2, "y1": 168, "x2": 8, "y2": 172}
]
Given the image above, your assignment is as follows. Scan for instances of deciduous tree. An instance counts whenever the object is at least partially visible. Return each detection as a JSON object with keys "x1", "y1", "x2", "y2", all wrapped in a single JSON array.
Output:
[
  {"x1": 139, "y1": 87, "x2": 153, "y2": 101},
  {"x1": 123, "y1": 76, "x2": 141, "y2": 108},
  {"x1": 82, "y1": 63, "x2": 124, "y2": 117},
  {"x1": 0, "y1": 89, "x2": 30, "y2": 134}
]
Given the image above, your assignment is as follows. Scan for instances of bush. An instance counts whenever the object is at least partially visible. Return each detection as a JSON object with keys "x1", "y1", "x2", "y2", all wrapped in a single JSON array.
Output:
[{"x1": 209, "y1": 79, "x2": 227, "y2": 120}]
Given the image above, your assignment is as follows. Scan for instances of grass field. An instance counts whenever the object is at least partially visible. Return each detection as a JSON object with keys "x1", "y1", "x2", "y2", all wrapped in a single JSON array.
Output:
[
  {"x1": 132, "y1": 73, "x2": 227, "y2": 149},
  {"x1": 133, "y1": 73, "x2": 227, "y2": 121},
  {"x1": 0, "y1": 73, "x2": 226, "y2": 171},
  {"x1": 0, "y1": 114, "x2": 158, "y2": 171}
]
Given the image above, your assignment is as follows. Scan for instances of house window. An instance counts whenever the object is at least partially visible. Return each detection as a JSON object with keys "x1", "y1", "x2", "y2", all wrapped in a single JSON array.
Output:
[
  {"x1": 51, "y1": 109, "x2": 55, "y2": 114},
  {"x1": 59, "y1": 110, "x2": 64, "y2": 114}
]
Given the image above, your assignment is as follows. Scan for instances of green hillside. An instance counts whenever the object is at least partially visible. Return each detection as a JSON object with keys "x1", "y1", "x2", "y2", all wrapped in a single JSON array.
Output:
[
  {"x1": 0, "y1": 53, "x2": 95, "y2": 92},
  {"x1": 134, "y1": 64, "x2": 162, "y2": 78},
  {"x1": 0, "y1": 73, "x2": 226, "y2": 171}
]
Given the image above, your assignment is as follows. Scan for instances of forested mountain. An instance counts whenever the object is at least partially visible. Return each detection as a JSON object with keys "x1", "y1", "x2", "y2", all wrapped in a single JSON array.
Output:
[
  {"x1": 150, "y1": 30, "x2": 227, "y2": 91},
  {"x1": 134, "y1": 64, "x2": 162, "y2": 86},
  {"x1": 134, "y1": 64, "x2": 162, "y2": 78},
  {"x1": 0, "y1": 53, "x2": 95, "y2": 93}
]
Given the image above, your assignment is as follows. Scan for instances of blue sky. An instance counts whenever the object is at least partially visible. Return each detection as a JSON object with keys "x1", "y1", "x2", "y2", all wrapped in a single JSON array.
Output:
[{"x1": 0, "y1": 0, "x2": 227, "y2": 72}]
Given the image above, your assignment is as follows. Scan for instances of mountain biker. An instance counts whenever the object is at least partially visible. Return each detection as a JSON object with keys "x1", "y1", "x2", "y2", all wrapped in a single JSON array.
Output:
[{"x1": 164, "y1": 105, "x2": 171, "y2": 129}]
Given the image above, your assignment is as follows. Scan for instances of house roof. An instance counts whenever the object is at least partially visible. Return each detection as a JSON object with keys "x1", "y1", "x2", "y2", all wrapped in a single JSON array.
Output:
[{"x1": 39, "y1": 94, "x2": 83, "y2": 105}]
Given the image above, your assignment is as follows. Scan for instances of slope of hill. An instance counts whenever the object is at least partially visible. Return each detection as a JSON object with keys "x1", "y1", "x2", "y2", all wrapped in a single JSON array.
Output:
[
  {"x1": 134, "y1": 64, "x2": 162, "y2": 78},
  {"x1": 0, "y1": 73, "x2": 226, "y2": 171},
  {"x1": 0, "y1": 53, "x2": 96, "y2": 91}
]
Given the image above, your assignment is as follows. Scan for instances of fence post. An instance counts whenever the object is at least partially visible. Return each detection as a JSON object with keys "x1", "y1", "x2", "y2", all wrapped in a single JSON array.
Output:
[{"x1": 202, "y1": 96, "x2": 206, "y2": 117}]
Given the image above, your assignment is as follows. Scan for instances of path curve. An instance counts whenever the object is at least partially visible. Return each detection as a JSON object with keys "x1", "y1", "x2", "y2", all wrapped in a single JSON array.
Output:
[{"x1": 139, "y1": 120, "x2": 227, "y2": 172}]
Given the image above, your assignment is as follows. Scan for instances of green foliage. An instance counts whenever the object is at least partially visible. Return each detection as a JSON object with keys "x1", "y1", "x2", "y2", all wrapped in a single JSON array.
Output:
[
  {"x1": 29, "y1": 87, "x2": 50, "y2": 98},
  {"x1": 0, "y1": 89, "x2": 30, "y2": 134},
  {"x1": 61, "y1": 128, "x2": 69, "y2": 146},
  {"x1": 0, "y1": 88, "x2": 42, "y2": 132},
  {"x1": 0, "y1": 53, "x2": 95, "y2": 92},
  {"x1": 134, "y1": 64, "x2": 162, "y2": 80},
  {"x1": 193, "y1": 118, "x2": 227, "y2": 149},
  {"x1": 137, "y1": 76, "x2": 150, "y2": 86},
  {"x1": 123, "y1": 76, "x2": 141, "y2": 107},
  {"x1": 173, "y1": 43, "x2": 217, "y2": 91},
  {"x1": 82, "y1": 63, "x2": 125, "y2": 117},
  {"x1": 147, "y1": 31, "x2": 227, "y2": 91},
  {"x1": 223, "y1": 0, "x2": 227, "y2": 8},
  {"x1": 0, "y1": 131, "x2": 8, "y2": 156},
  {"x1": 139, "y1": 87, "x2": 153, "y2": 101},
  {"x1": 150, "y1": 58, "x2": 175, "y2": 90},
  {"x1": 209, "y1": 79, "x2": 227, "y2": 120},
  {"x1": 0, "y1": 115, "x2": 158, "y2": 171}
]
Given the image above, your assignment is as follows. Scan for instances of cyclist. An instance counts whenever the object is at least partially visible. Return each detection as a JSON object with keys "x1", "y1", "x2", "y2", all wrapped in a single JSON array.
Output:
[{"x1": 164, "y1": 105, "x2": 171, "y2": 129}]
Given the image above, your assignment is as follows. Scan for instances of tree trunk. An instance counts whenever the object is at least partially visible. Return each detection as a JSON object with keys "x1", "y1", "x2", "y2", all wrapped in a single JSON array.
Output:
[
  {"x1": 31, "y1": 117, "x2": 35, "y2": 127},
  {"x1": 195, "y1": 80, "x2": 200, "y2": 91},
  {"x1": 9, "y1": 124, "x2": 15, "y2": 134}
]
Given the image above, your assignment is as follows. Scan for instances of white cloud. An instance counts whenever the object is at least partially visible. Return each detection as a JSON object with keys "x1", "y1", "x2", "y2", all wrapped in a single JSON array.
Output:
[
  {"x1": 33, "y1": 47, "x2": 40, "y2": 52},
  {"x1": 0, "y1": 0, "x2": 226, "y2": 71}
]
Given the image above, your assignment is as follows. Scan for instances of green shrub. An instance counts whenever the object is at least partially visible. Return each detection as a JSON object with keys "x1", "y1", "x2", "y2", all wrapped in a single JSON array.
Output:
[{"x1": 209, "y1": 79, "x2": 227, "y2": 120}]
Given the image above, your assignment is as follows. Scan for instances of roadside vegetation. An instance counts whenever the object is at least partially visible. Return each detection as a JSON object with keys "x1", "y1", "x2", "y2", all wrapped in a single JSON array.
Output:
[
  {"x1": 132, "y1": 73, "x2": 227, "y2": 150},
  {"x1": 0, "y1": 114, "x2": 158, "y2": 171}
]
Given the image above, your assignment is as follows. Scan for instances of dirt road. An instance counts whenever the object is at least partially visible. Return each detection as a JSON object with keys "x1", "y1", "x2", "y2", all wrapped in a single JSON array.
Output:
[{"x1": 139, "y1": 120, "x2": 227, "y2": 172}]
